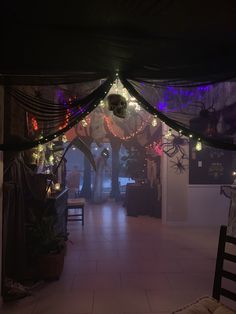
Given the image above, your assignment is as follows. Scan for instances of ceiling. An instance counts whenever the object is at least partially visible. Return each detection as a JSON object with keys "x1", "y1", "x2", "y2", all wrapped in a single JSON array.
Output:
[{"x1": 1, "y1": 0, "x2": 236, "y2": 81}]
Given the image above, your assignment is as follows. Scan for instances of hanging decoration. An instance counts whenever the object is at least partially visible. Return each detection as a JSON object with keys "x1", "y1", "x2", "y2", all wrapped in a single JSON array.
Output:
[
  {"x1": 1, "y1": 76, "x2": 114, "y2": 151},
  {"x1": 104, "y1": 116, "x2": 147, "y2": 141},
  {"x1": 81, "y1": 119, "x2": 88, "y2": 127},
  {"x1": 151, "y1": 117, "x2": 158, "y2": 127},
  {"x1": 164, "y1": 128, "x2": 172, "y2": 139},
  {"x1": 160, "y1": 133, "x2": 189, "y2": 158},
  {"x1": 119, "y1": 75, "x2": 236, "y2": 151},
  {"x1": 195, "y1": 139, "x2": 202, "y2": 151},
  {"x1": 31, "y1": 116, "x2": 39, "y2": 131},
  {"x1": 4, "y1": 71, "x2": 236, "y2": 153},
  {"x1": 189, "y1": 101, "x2": 219, "y2": 137},
  {"x1": 59, "y1": 109, "x2": 71, "y2": 130},
  {"x1": 170, "y1": 157, "x2": 188, "y2": 174},
  {"x1": 107, "y1": 94, "x2": 127, "y2": 118}
]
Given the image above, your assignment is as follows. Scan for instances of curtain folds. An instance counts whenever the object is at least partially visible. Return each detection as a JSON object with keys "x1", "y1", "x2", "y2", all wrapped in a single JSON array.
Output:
[
  {"x1": 2, "y1": 72, "x2": 236, "y2": 151},
  {"x1": 0, "y1": 76, "x2": 114, "y2": 151},
  {"x1": 120, "y1": 76, "x2": 236, "y2": 151}
]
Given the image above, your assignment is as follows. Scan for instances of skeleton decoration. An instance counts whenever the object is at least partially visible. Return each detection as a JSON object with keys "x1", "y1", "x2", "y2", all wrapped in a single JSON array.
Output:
[{"x1": 107, "y1": 94, "x2": 127, "y2": 118}]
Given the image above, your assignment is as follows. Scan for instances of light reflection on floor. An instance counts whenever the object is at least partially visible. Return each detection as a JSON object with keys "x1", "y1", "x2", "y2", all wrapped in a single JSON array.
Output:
[{"x1": 1, "y1": 201, "x2": 231, "y2": 314}]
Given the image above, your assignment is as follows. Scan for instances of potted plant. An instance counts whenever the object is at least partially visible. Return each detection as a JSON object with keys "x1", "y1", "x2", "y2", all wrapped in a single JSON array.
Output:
[{"x1": 27, "y1": 209, "x2": 66, "y2": 280}]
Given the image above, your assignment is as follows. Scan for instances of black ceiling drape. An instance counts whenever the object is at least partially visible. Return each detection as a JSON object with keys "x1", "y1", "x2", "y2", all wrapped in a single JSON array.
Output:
[
  {"x1": 1, "y1": 0, "x2": 236, "y2": 151},
  {"x1": 1, "y1": 0, "x2": 236, "y2": 82}
]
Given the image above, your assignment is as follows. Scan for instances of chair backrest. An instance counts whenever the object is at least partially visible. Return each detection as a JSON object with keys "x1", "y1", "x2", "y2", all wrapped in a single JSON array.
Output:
[{"x1": 213, "y1": 225, "x2": 236, "y2": 302}]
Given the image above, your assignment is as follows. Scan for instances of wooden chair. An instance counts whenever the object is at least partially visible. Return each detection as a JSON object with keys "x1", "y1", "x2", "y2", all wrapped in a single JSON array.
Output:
[
  {"x1": 173, "y1": 225, "x2": 236, "y2": 313},
  {"x1": 67, "y1": 198, "x2": 85, "y2": 226}
]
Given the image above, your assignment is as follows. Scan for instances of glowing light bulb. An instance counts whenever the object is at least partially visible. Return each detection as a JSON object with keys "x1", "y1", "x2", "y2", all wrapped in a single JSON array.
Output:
[
  {"x1": 100, "y1": 100, "x2": 105, "y2": 107},
  {"x1": 62, "y1": 135, "x2": 67, "y2": 143},
  {"x1": 38, "y1": 144, "x2": 44, "y2": 152},
  {"x1": 49, "y1": 155, "x2": 54, "y2": 163},
  {"x1": 233, "y1": 171, "x2": 236, "y2": 176},
  {"x1": 135, "y1": 104, "x2": 141, "y2": 112},
  {"x1": 54, "y1": 183, "x2": 61, "y2": 190},
  {"x1": 82, "y1": 119, "x2": 88, "y2": 127},
  {"x1": 165, "y1": 129, "x2": 172, "y2": 139},
  {"x1": 152, "y1": 118, "x2": 158, "y2": 127},
  {"x1": 72, "y1": 147, "x2": 76, "y2": 151},
  {"x1": 195, "y1": 140, "x2": 202, "y2": 151}
]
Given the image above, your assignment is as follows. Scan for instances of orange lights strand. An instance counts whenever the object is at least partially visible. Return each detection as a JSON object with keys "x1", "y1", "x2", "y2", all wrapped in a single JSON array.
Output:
[
  {"x1": 59, "y1": 109, "x2": 71, "y2": 130},
  {"x1": 31, "y1": 117, "x2": 39, "y2": 131},
  {"x1": 104, "y1": 116, "x2": 146, "y2": 140}
]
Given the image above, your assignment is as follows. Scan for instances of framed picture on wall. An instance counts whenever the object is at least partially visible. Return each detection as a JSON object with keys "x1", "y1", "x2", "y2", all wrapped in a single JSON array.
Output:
[{"x1": 189, "y1": 139, "x2": 233, "y2": 184}]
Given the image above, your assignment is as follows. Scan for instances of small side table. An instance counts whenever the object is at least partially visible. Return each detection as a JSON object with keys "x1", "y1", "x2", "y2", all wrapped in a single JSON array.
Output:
[{"x1": 124, "y1": 183, "x2": 160, "y2": 217}]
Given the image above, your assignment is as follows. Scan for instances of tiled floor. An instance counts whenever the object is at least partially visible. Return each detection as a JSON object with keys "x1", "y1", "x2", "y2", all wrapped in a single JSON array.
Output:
[{"x1": 1, "y1": 201, "x2": 223, "y2": 314}]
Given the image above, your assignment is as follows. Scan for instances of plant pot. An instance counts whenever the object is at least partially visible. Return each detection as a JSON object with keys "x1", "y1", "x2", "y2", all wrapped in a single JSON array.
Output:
[{"x1": 36, "y1": 250, "x2": 64, "y2": 280}]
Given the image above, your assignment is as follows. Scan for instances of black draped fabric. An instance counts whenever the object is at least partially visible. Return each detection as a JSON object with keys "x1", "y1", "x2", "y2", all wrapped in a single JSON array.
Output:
[
  {"x1": 3, "y1": 154, "x2": 48, "y2": 280},
  {"x1": 1, "y1": 1, "x2": 236, "y2": 82},
  {"x1": 1, "y1": 1, "x2": 236, "y2": 150},
  {"x1": 120, "y1": 77, "x2": 236, "y2": 150},
  {"x1": 0, "y1": 77, "x2": 114, "y2": 151}
]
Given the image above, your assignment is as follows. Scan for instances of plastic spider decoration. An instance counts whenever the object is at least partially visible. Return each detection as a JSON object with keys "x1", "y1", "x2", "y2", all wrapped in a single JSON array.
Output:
[
  {"x1": 160, "y1": 133, "x2": 189, "y2": 159},
  {"x1": 170, "y1": 156, "x2": 188, "y2": 174},
  {"x1": 190, "y1": 100, "x2": 219, "y2": 136}
]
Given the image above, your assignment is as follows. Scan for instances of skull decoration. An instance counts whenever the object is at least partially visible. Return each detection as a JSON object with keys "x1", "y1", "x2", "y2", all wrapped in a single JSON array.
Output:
[{"x1": 107, "y1": 94, "x2": 127, "y2": 118}]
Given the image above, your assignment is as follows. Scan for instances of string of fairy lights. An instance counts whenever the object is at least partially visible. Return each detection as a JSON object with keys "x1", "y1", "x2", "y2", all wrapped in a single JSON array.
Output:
[
  {"x1": 75, "y1": 77, "x2": 157, "y2": 142},
  {"x1": 3, "y1": 72, "x2": 206, "y2": 153},
  {"x1": 118, "y1": 74, "x2": 205, "y2": 151},
  {"x1": 0, "y1": 76, "x2": 114, "y2": 151},
  {"x1": 104, "y1": 116, "x2": 147, "y2": 140},
  {"x1": 42, "y1": 74, "x2": 203, "y2": 156},
  {"x1": 88, "y1": 75, "x2": 203, "y2": 151}
]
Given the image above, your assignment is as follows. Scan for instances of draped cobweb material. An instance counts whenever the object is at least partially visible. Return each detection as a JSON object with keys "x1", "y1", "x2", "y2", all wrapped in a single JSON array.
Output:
[
  {"x1": 121, "y1": 78, "x2": 236, "y2": 150},
  {"x1": 1, "y1": 77, "x2": 113, "y2": 151}
]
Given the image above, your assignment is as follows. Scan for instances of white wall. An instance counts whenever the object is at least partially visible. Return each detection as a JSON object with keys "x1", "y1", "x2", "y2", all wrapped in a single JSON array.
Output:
[
  {"x1": 161, "y1": 124, "x2": 229, "y2": 226},
  {"x1": 161, "y1": 125, "x2": 189, "y2": 224},
  {"x1": 187, "y1": 185, "x2": 229, "y2": 226},
  {"x1": 0, "y1": 86, "x2": 4, "y2": 303},
  {"x1": 161, "y1": 149, "x2": 189, "y2": 224}
]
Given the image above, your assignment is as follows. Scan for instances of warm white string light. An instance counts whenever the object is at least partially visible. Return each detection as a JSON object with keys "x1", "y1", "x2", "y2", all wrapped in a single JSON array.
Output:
[
  {"x1": 195, "y1": 139, "x2": 202, "y2": 151},
  {"x1": 81, "y1": 119, "x2": 88, "y2": 127},
  {"x1": 151, "y1": 117, "x2": 158, "y2": 127},
  {"x1": 164, "y1": 128, "x2": 172, "y2": 139}
]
